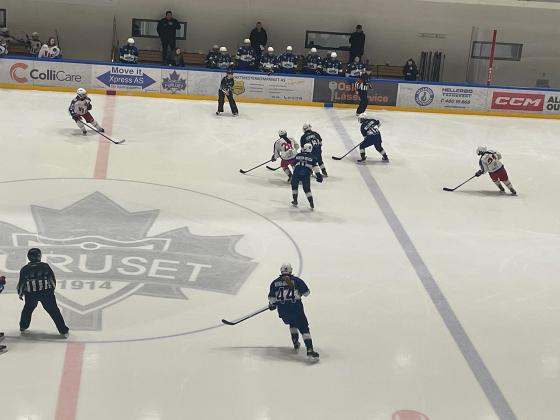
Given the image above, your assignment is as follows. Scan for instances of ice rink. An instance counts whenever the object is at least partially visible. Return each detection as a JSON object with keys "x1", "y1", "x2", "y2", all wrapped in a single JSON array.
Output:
[{"x1": 0, "y1": 88, "x2": 559, "y2": 420}]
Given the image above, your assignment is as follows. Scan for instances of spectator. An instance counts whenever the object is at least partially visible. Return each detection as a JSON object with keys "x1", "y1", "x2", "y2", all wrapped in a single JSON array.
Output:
[
  {"x1": 18, "y1": 248, "x2": 69, "y2": 338},
  {"x1": 260, "y1": 46, "x2": 278, "y2": 74},
  {"x1": 349, "y1": 25, "x2": 365, "y2": 62},
  {"x1": 403, "y1": 58, "x2": 418, "y2": 81},
  {"x1": 216, "y1": 47, "x2": 233, "y2": 70},
  {"x1": 119, "y1": 38, "x2": 139, "y2": 64},
  {"x1": 0, "y1": 39, "x2": 6, "y2": 57},
  {"x1": 167, "y1": 47, "x2": 185, "y2": 67},
  {"x1": 236, "y1": 38, "x2": 256, "y2": 70},
  {"x1": 27, "y1": 32, "x2": 42, "y2": 56},
  {"x1": 205, "y1": 45, "x2": 220, "y2": 68},
  {"x1": 157, "y1": 10, "x2": 181, "y2": 64},
  {"x1": 38, "y1": 37, "x2": 62, "y2": 59},
  {"x1": 249, "y1": 21, "x2": 268, "y2": 64},
  {"x1": 323, "y1": 52, "x2": 342, "y2": 76},
  {"x1": 303, "y1": 47, "x2": 322, "y2": 75},
  {"x1": 0, "y1": 275, "x2": 6, "y2": 354},
  {"x1": 278, "y1": 46, "x2": 298, "y2": 74},
  {"x1": 345, "y1": 56, "x2": 366, "y2": 78}
]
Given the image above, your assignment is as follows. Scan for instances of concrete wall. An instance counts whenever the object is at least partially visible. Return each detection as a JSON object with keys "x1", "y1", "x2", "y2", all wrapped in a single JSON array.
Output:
[{"x1": 3, "y1": 0, "x2": 560, "y2": 87}]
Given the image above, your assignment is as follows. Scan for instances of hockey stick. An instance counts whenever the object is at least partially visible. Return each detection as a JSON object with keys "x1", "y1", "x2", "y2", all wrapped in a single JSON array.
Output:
[
  {"x1": 332, "y1": 142, "x2": 361, "y2": 160},
  {"x1": 265, "y1": 165, "x2": 281, "y2": 171},
  {"x1": 82, "y1": 122, "x2": 125, "y2": 145},
  {"x1": 222, "y1": 305, "x2": 270, "y2": 325},
  {"x1": 443, "y1": 175, "x2": 476, "y2": 192},
  {"x1": 239, "y1": 159, "x2": 272, "y2": 174}
]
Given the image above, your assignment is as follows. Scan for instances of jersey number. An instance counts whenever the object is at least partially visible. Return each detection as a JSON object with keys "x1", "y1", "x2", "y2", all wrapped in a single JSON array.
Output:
[{"x1": 275, "y1": 287, "x2": 296, "y2": 304}]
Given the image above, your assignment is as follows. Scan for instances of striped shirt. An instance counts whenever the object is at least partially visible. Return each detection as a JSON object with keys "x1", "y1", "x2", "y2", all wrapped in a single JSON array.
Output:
[
  {"x1": 355, "y1": 77, "x2": 371, "y2": 91},
  {"x1": 17, "y1": 262, "x2": 56, "y2": 296}
]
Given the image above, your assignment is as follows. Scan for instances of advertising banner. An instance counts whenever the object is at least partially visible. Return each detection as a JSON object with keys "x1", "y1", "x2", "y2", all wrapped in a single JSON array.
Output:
[
  {"x1": 397, "y1": 83, "x2": 488, "y2": 111},
  {"x1": 232, "y1": 73, "x2": 314, "y2": 102},
  {"x1": 0, "y1": 58, "x2": 90, "y2": 88},
  {"x1": 313, "y1": 78, "x2": 398, "y2": 106},
  {"x1": 489, "y1": 90, "x2": 545, "y2": 113},
  {"x1": 92, "y1": 64, "x2": 161, "y2": 92}
]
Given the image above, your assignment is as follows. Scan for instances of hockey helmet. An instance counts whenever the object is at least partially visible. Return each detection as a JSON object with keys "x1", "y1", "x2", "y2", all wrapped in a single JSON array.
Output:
[
  {"x1": 267, "y1": 46, "x2": 274, "y2": 53},
  {"x1": 76, "y1": 88, "x2": 87, "y2": 97},
  {"x1": 280, "y1": 263, "x2": 293, "y2": 275},
  {"x1": 310, "y1": 47, "x2": 317, "y2": 54},
  {"x1": 303, "y1": 143, "x2": 313, "y2": 153},
  {"x1": 27, "y1": 248, "x2": 42, "y2": 262},
  {"x1": 358, "y1": 113, "x2": 368, "y2": 122},
  {"x1": 127, "y1": 38, "x2": 135, "y2": 44},
  {"x1": 476, "y1": 145, "x2": 488, "y2": 155},
  {"x1": 219, "y1": 46, "x2": 227, "y2": 53},
  {"x1": 286, "y1": 46, "x2": 293, "y2": 52},
  {"x1": 278, "y1": 129, "x2": 287, "y2": 137},
  {"x1": 302, "y1": 123, "x2": 312, "y2": 132},
  {"x1": 243, "y1": 38, "x2": 250, "y2": 44},
  {"x1": 330, "y1": 52, "x2": 337, "y2": 59}
]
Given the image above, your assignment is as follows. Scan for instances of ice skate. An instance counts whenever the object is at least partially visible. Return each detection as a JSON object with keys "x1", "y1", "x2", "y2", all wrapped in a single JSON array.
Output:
[
  {"x1": 0, "y1": 345, "x2": 7, "y2": 354},
  {"x1": 307, "y1": 348, "x2": 320, "y2": 361}
]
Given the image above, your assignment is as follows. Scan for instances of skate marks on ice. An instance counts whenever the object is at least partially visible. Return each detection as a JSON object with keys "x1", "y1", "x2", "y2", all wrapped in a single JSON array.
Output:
[{"x1": 213, "y1": 346, "x2": 321, "y2": 364}]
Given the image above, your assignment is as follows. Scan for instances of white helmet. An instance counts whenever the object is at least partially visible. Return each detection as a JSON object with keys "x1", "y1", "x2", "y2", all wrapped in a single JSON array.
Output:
[
  {"x1": 310, "y1": 47, "x2": 317, "y2": 53},
  {"x1": 31, "y1": 32, "x2": 39, "y2": 38},
  {"x1": 76, "y1": 88, "x2": 87, "y2": 97},
  {"x1": 212, "y1": 45, "x2": 219, "y2": 50},
  {"x1": 303, "y1": 143, "x2": 313, "y2": 153},
  {"x1": 278, "y1": 129, "x2": 287, "y2": 137},
  {"x1": 127, "y1": 38, "x2": 135, "y2": 44},
  {"x1": 476, "y1": 145, "x2": 488, "y2": 155},
  {"x1": 330, "y1": 52, "x2": 337, "y2": 59},
  {"x1": 286, "y1": 46, "x2": 293, "y2": 52},
  {"x1": 302, "y1": 123, "x2": 312, "y2": 132},
  {"x1": 358, "y1": 113, "x2": 368, "y2": 122},
  {"x1": 268, "y1": 46, "x2": 274, "y2": 53},
  {"x1": 219, "y1": 46, "x2": 227, "y2": 52},
  {"x1": 280, "y1": 263, "x2": 293, "y2": 275},
  {"x1": 243, "y1": 38, "x2": 250, "y2": 44}
]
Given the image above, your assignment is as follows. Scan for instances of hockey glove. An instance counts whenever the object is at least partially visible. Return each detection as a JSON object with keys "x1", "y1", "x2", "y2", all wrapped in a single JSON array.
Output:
[
  {"x1": 316, "y1": 173, "x2": 324, "y2": 183},
  {"x1": 71, "y1": 115, "x2": 81, "y2": 121},
  {"x1": 268, "y1": 303, "x2": 277, "y2": 311},
  {"x1": 475, "y1": 170, "x2": 483, "y2": 177},
  {"x1": 87, "y1": 103, "x2": 92, "y2": 110},
  {"x1": 271, "y1": 155, "x2": 277, "y2": 162}
]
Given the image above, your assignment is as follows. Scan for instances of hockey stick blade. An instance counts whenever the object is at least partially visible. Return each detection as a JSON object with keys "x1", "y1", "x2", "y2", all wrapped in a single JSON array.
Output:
[
  {"x1": 221, "y1": 319, "x2": 237, "y2": 325},
  {"x1": 265, "y1": 165, "x2": 281, "y2": 171},
  {"x1": 442, "y1": 187, "x2": 455, "y2": 192},
  {"x1": 331, "y1": 156, "x2": 344, "y2": 160},
  {"x1": 239, "y1": 169, "x2": 247, "y2": 174}
]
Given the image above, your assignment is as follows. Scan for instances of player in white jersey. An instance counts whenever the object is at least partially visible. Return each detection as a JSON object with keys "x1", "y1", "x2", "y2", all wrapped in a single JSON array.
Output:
[
  {"x1": 38, "y1": 37, "x2": 62, "y2": 59},
  {"x1": 68, "y1": 88, "x2": 104, "y2": 135},
  {"x1": 271, "y1": 130, "x2": 300, "y2": 181},
  {"x1": 27, "y1": 32, "x2": 43, "y2": 56},
  {"x1": 475, "y1": 146, "x2": 517, "y2": 195}
]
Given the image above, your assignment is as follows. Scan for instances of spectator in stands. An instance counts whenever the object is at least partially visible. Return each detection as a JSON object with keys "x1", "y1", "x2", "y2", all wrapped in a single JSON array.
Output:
[
  {"x1": 157, "y1": 10, "x2": 181, "y2": 64},
  {"x1": 167, "y1": 47, "x2": 185, "y2": 67},
  {"x1": 216, "y1": 47, "x2": 233, "y2": 70},
  {"x1": 236, "y1": 39, "x2": 256, "y2": 70},
  {"x1": 0, "y1": 28, "x2": 16, "y2": 55},
  {"x1": 260, "y1": 46, "x2": 278, "y2": 74},
  {"x1": 303, "y1": 48, "x2": 323, "y2": 75},
  {"x1": 346, "y1": 56, "x2": 366, "y2": 78},
  {"x1": 38, "y1": 37, "x2": 62, "y2": 59},
  {"x1": 119, "y1": 38, "x2": 139, "y2": 64},
  {"x1": 0, "y1": 38, "x2": 7, "y2": 57},
  {"x1": 349, "y1": 25, "x2": 365, "y2": 63},
  {"x1": 323, "y1": 52, "x2": 342, "y2": 76},
  {"x1": 403, "y1": 58, "x2": 418, "y2": 81},
  {"x1": 205, "y1": 45, "x2": 220, "y2": 68},
  {"x1": 27, "y1": 32, "x2": 42, "y2": 56},
  {"x1": 278, "y1": 46, "x2": 298, "y2": 74},
  {"x1": 249, "y1": 21, "x2": 268, "y2": 65}
]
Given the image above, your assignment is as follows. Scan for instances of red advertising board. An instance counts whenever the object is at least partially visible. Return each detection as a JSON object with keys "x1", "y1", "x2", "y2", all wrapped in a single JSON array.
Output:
[{"x1": 491, "y1": 91, "x2": 544, "y2": 111}]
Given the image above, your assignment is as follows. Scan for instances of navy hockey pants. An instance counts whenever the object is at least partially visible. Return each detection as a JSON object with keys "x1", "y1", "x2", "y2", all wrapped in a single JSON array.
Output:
[
  {"x1": 20, "y1": 289, "x2": 69, "y2": 334},
  {"x1": 360, "y1": 134, "x2": 383, "y2": 153},
  {"x1": 218, "y1": 91, "x2": 239, "y2": 114}
]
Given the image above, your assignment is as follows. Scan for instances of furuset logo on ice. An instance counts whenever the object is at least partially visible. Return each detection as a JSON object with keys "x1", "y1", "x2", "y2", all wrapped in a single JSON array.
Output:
[{"x1": 0, "y1": 192, "x2": 257, "y2": 330}]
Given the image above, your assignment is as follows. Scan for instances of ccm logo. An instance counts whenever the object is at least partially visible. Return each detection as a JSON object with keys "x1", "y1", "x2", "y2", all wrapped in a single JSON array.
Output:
[
  {"x1": 10, "y1": 62, "x2": 29, "y2": 83},
  {"x1": 492, "y1": 92, "x2": 544, "y2": 111}
]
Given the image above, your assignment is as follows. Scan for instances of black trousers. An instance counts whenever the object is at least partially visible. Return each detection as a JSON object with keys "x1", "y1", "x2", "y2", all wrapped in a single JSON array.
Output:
[
  {"x1": 356, "y1": 90, "x2": 369, "y2": 114},
  {"x1": 20, "y1": 289, "x2": 69, "y2": 334},
  {"x1": 218, "y1": 91, "x2": 239, "y2": 114},
  {"x1": 291, "y1": 174, "x2": 311, "y2": 194},
  {"x1": 161, "y1": 38, "x2": 176, "y2": 63}
]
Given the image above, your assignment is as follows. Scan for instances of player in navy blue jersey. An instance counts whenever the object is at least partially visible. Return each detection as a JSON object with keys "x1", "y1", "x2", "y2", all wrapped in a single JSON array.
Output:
[
  {"x1": 357, "y1": 113, "x2": 388, "y2": 162},
  {"x1": 290, "y1": 143, "x2": 323, "y2": 210},
  {"x1": 268, "y1": 263, "x2": 319, "y2": 361},
  {"x1": 300, "y1": 123, "x2": 328, "y2": 177},
  {"x1": 278, "y1": 46, "x2": 298, "y2": 74},
  {"x1": 236, "y1": 39, "x2": 256, "y2": 69},
  {"x1": 216, "y1": 69, "x2": 238, "y2": 116},
  {"x1": 303, "y1": 48, "x2": 323, "y2": 75}
]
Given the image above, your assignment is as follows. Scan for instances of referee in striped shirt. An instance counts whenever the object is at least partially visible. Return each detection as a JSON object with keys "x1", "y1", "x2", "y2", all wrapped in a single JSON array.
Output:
[
  {"x1": 355, "y1": 71, "x2": 372, "y2": 115},
  {"x1": 17, "y1": 248, "x2": 69, "y2": 337}
]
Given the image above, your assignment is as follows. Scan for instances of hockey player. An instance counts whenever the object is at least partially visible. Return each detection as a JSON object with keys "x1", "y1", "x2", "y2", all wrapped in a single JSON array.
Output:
[
  {"x1": 27, "y1": 32, "x2": 43, "y2": 56},
  {"x1": 323, "y1": 52, "x2": 342, "y2": 76},
  {"x1": 291, "y1": 143, "x2": 323, "y2": 210},
  {"x1": 300, "y1": 123, "x2": 327, "y2": 177},
  {"x1": 216, "y1": 47, "x2": 233, "y2": 70},
  {"x1": 0, "y1": 275, "x2": 6, "y2": 354},
  {"x1": 357, "y1": 113, "x2": 388, "y2": 162},
  {"x1": 475, "y1": 146, "x2": 517, "y2": 195},
  {"x1": 205, "y1": 45, "x2": 220, "y2": 68},
  {"x1": 345, "y1": 56, "x2": 366, "y2": 78},
  {"x1": 268, "y1": 263, "x2": 319, "y2": 361},
  {"x1": 236, "y1": 39, "x2": 256, "y2": 70},
  {"x1": 260, "y1": 47, "x2": 278, "y2": 74},
  {"x1": 38, "y1": 37, "x2": 62, "y2": 59},
  {"x1": 355, "y1": 72, "x2": 372, "y2": 115},
  {"x1": 272, "y1": 129, "x2": 299, "y2": 181},
  {"x1": 68, "y1": 88, "x2": 105, "y2": 135},
  {"x1": 119, "y1": 38, "x2": 139, "y2": 64},
  {"x1": 278, "y1": 46, "x2": 298, "y2": 74},
  {"x1": 0, "y1": 39, "x2": 6, "y2": 57},
  {"x1": 216, "y1": 69, "x2": 239, "y2": 116},
  {"x1": 303, "y1": 47, "x2": 323, "y2": 75}
]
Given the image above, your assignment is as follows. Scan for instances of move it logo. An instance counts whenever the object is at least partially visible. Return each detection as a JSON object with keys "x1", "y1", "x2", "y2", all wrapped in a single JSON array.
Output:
[
  {"x1": 97, "y1": 66, "x2": 156, "y2": 90},
  {"x1": 0, "y1": 192, "x2": 257, "y2": 330}
]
